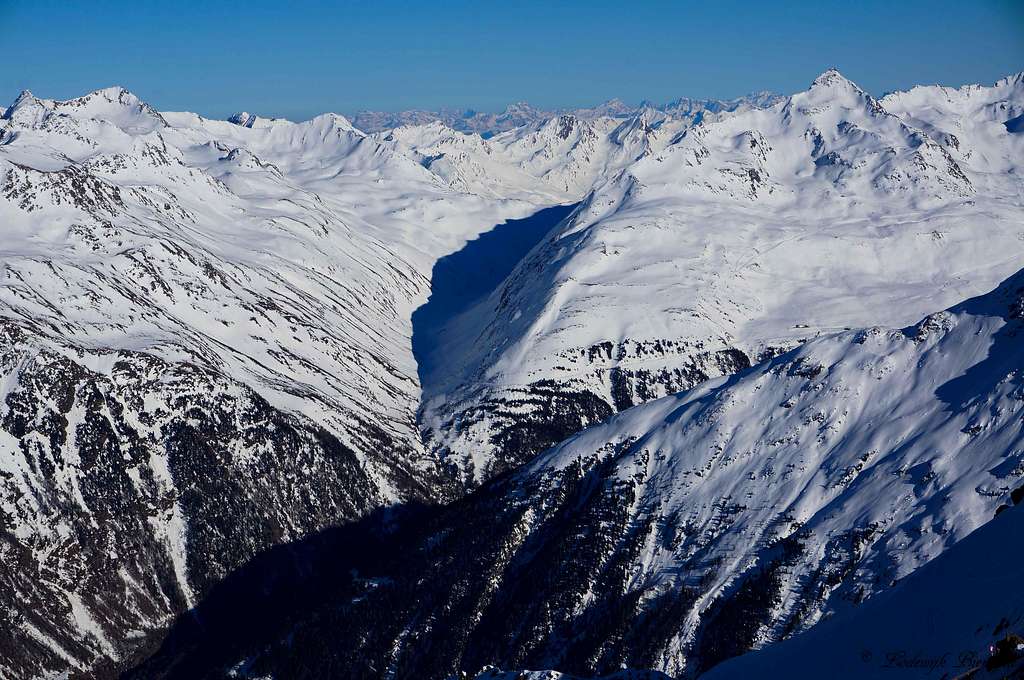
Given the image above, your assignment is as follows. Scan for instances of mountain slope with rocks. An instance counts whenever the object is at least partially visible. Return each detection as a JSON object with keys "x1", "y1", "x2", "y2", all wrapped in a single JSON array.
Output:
[
  {"x1": 419, "y1": 69, "x2": 1024, "y2": 484},
  {"x1": 134, "y1": 266, "x2": 1024, "y2": 679},
  {"x1": 704, "y1": 499, "x2": 1024, "y2": 680},
  {"x1": 0, "y1": 84, "x2": 541, "y2": 678}
]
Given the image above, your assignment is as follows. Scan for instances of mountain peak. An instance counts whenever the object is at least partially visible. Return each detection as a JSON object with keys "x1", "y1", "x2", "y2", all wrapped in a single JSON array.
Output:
[
  {"x1": 810, "y1": 67, "x2": 856, "y2": 90},
  {"x1": 3, "y1": 86, "x2": 167, "y2": 132},
  {"x1": 802, "y1": 68, "x2": 881, "y2": 112},
  {"x1": 501, "y1": 101, "x2": 538, "y2": 115},
  {"x1": 3, "y1": 89, "x2": 53, "y2": 125},
  {"x1": 307, "y1": 112, "x2": 360, "y2": 134},
  {"x1": 90, "y1": 85, "x2": 134, "y2": 100},
  {"x1": 585, "y1": 97, "x2": 634, "y2": 117},
  {"x1": 228, "y1": 111, "x2": 294, "y2": 129},
  {"x1": 995, "y1": 71, "x2": 1024, "y2": 90},
  {"x1": 67, "y1": 86, "x2": 148, "y2": 110},
  {"x1": 228, "y1": 111, "x2": 256, "y2": 126},
  {"x1": 12, "y1": 89, "x2": 36, "y2": 105}
]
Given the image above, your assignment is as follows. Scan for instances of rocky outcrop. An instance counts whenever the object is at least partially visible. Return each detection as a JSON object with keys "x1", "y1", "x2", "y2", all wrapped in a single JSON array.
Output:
[{"x1": 0, "y1": 319, "x2": 388, "y2": 678}]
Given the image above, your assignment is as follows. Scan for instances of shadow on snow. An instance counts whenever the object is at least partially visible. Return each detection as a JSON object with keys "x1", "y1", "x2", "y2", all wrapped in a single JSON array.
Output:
[{"x1": 411, "y1": 203, "x2": 578, "y2": 394}]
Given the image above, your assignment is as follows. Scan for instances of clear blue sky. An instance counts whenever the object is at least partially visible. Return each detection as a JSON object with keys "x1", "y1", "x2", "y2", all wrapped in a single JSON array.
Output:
[{"x1": 3, "y1": 0, "x2": 1022, "y2": 121}]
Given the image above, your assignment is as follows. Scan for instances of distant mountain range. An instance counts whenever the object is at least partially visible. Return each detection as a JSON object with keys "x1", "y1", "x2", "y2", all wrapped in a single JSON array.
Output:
[{"x1": 349, "y1": 92, "x2": 785, "y2": 136}]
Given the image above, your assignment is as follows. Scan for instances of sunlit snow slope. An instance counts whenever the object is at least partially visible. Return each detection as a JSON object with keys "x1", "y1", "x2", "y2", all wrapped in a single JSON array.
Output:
[{"x1": 420, "y1": 70, "x2": 1024, "y2": 483}]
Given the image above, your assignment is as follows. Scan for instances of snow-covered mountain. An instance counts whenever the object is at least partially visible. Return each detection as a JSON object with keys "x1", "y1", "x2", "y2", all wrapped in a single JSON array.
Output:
[
  {"x1": 705, "y1": 499, "x2": 1024, "y2": 679},
  {"x1": 350, "y1": 93, "x2": 784, "y2": 137},
  {"x1": 475, "y1": 499, "x2": 1024, "y2": 680},
  {"x1": 474, "y1": 671, "x2": 670, "y2": 680},
  {"x1": 419, "y1": 69, "x2": 1024, "y2": 484},
  {"x1": 879, "y1": 71, "x2": 1024, "y2": 183},
  {"x1": 2, "y1": 69, "x2": 1023, "y2": 680},
  {"x1": 133, "y1": 266, "x2": 1024, "y2": 679},
  {"x1": 0, "y1": 84, "x2": 538, "y2": 500},
  {"x1": 0, "y1": 318, "x2": 385, "y2": 677},
  {"x1": 379, "y1": 111, "x2": 693, "y2": 202},
  {"x1": 0, "y1": 85, "x2": 539, "y2": 678}
]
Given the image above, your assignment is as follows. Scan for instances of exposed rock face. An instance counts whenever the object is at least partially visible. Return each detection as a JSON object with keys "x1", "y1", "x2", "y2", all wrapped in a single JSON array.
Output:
[
  {"x1": 130, "y1": 270, "x2": 1024, "y2": 680},
  {"x1": 0, "y1": 319, "x2": 387, "y2": 678},
  {"x1": 425, "y1": 344, "x2": 751, "y2": 483}
]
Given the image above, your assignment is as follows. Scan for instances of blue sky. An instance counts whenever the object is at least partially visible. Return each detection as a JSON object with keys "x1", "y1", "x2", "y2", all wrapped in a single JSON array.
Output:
[{"x1": 3, "y1": 0, "x2": 1022, "y2": 120}]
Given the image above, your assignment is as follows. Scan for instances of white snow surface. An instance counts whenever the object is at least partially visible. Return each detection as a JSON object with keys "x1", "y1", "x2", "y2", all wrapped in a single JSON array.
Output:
[
  {"x1": 419, "y1": 69, "x2": 1024, "y2": 482},
  {"x1": 0, "y1": 83, "x2": 547, "y2": 498}
]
